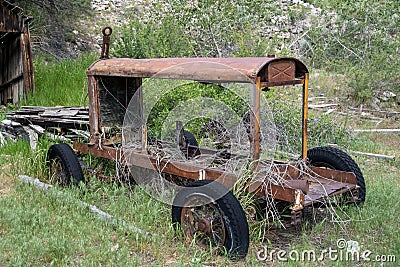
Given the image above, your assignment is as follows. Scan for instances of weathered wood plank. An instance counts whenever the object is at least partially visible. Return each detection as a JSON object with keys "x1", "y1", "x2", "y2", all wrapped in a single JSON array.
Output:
[
  {"x1": 308, "y1": 103, "x2": 338, "y2": 109},
  {"x1": 41, "y1": 109, "x2": 80, "y2": 117},
  {"x1": 1, "y1": 1, "x2": 33, "y2": 105},
  {"x1": 349, "y1": 150, "x2": 395, "y2": 161},
  {"x1": 353, "y1": 129, "x2": 400, "y2": 134}
]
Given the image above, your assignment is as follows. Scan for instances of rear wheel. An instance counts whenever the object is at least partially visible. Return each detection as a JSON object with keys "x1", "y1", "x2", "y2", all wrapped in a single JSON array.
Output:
[
  {"x1": 307, "y1": 146, "x2": 366, "y2": 203},
  {"x1": 47, "y1": 143, "x2": 84, "y2": 186},
  {"x1": 172, "y1": 180, "x2": 249, "y2": 258}
]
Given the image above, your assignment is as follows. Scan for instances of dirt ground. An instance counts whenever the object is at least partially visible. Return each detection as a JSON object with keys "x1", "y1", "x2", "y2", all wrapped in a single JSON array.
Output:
[{"x1": 0, "y1": 163, "x2": 14, "y2": 196}]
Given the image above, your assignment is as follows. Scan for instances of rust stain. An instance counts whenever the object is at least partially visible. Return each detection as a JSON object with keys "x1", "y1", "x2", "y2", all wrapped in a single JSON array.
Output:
[{"x1": 87, "y1": 57, "x2": 308, "y2": 84}]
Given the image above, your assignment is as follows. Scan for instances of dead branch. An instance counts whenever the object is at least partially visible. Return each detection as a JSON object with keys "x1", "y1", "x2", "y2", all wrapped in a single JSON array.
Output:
[
  {"x1": 353, "y1": 129, "x2": 400, "y2": 134},
  {"x1": 308, "y1": 103, "x2": 338, "y2": 109},
  {"x1": 349, "y1": 150, "x2": 395, "y2": 161}
]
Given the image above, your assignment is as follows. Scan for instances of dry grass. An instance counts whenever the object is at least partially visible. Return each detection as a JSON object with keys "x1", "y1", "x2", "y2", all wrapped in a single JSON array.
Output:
[{"x1": 0, "y1": 163, "x2": 14, "y2": 197}]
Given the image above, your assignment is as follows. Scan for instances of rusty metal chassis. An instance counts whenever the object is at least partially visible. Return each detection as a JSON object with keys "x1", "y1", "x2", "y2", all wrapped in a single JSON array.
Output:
[
  {"x1": 74, "y1": 70, "x2": 357, "y2": 225},
  {"x1": 73, "y1": 141, "x2": 357, "y2": 209},
  {"x1": 85, "y1": 74, "x2": 308, "y2": 162}
]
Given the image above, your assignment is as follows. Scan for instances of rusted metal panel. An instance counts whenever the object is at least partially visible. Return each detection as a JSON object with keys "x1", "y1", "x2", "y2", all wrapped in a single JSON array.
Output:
[
  {"x1": 285, "y1": 179, "x2": 310, "y2": 194},
  {"x1": 87, "y1": 57, "x2": 308, "y2": 84},
  {"x1": 267, "y1": 60, "x2": 295, "y2": 83},
  {"x1": 72, "y1": 142, "x2": 240, "y2": 189},
  {"x1": 308, "y1": 166, "x2": 357, "y2": 185},
  {"x1": 87, "y1": 75, "x2": 100, "y2": 143},
  {"x1": 248, "y1": 180, "x2": 301, "y2": 204},
  {"x1": 303, "y1": 182, "x2": 357, "y2": 206},
  {"x1": 274, "y1": 163, "x2": 357, "y2": 185}
]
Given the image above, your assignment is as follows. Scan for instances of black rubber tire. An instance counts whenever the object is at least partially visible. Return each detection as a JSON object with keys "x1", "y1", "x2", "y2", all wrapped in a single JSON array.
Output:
[
  {"x1": 183, "y1": 130, "x2": 198, "y2": 147},
  {"x1": 47, "y1": 143, "x2": 85, "y2": 186},
  {"x1": 307, "y1": 146, "x2": 366, "y2": 203},
  {"x1": 182, "y1": 130, "x2": 200, "y2": 159},
  {"x1": 172, "y1": 180, "x2": 249, "y2": 259}
]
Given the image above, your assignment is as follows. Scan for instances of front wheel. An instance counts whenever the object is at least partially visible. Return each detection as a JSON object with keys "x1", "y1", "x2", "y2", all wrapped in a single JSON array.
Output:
[
  {"x1": 307, "y1": 146, "x2": 366, "y2": 203},
  {"x1": 47, "y1": 143, "x2": 85, "y2": 186},
  {"x1": 172, "y1": 180, "x2": 249, "y2": 259}
]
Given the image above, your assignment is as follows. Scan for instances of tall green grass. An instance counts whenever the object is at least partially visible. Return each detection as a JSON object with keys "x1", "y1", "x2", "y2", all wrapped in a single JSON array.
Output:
[
  {"x1": 1, "y1": 136, "x2": 399, "y2": 266},
  {"x1": 0, "y1": 49, "x2": 398, "y2": 266},
  {"x1": 23, "y1": 54, "x2": 98, "y2": 107}
]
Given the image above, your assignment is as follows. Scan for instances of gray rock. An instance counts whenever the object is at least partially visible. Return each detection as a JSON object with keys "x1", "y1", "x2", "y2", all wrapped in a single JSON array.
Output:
[
  {"x1": 378, "y1": 91, "x2": 396, "y2": 102},
  {"x1": 371, "y1": 98, "x2": 380, "y2": 110}
]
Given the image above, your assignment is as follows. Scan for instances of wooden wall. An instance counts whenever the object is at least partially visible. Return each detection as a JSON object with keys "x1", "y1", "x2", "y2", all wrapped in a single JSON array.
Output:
[{"x1": 0, "y1": 0, "x2": 34, "y2": 106}]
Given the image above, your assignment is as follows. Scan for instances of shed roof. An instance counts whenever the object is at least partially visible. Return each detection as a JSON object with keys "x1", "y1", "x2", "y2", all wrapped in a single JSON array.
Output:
[
  {"x1": 87, "y1": 57, "x2": 308, "y2": 83},
  {"x1": 0, "y1": 0, "x2": 25, "y2": 33}
]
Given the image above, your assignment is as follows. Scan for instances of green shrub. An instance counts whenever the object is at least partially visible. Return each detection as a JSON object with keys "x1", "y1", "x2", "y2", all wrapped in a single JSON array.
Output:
[
  {"x1": 304, "y1": 0, "x2": 400, "y2": 102},
  {"x1": 270, "y1": 101, "x2": 349, "y2": 154},
  {"x1": 113, "y1": 0, "x2": 298, "y2": 58},
  {"x1": 114, "y1": 16, "x2": 194, "y2": 59},
  {"x1": 145, "y1": 82, "x2": 248, "y2": 138}
]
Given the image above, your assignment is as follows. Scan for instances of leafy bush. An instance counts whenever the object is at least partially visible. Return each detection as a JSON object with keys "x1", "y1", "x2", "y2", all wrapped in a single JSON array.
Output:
[
  {"x1": 114, "y1": 16, "x2": 194, "y2": 59},
  {"x1": 270, "y1": 101, "x2": 349, "y2": 154},
  {"x1": 145, "y1": 82, "x2": 248, "y2": 138},
  {"x1": 114, "y1": 0, "x2": 400, "y2": 104},
  {"x1": 113, "y1": 0, "x2": 304, "y2": 58}
]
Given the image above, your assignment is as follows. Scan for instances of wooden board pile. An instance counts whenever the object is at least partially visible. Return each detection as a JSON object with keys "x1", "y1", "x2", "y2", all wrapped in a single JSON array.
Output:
[
  {"x1": 0, "y1": 106, "x2": 90, "y2": 149},
  {"x1": 307, "y1": 96, "x2": 400, "y2": 119}
]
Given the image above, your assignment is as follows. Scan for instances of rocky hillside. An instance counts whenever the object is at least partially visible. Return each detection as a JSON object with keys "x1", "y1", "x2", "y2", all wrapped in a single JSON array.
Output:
[
  {"x1": 89, "y1": 0, "x2": 329, "y2": 54},
  {"x1": 17, "y1": 0, "x2": 330, "y2": 58},
  {"x1": 13, "y1": 0, "x2": 400, "y2": 106}
]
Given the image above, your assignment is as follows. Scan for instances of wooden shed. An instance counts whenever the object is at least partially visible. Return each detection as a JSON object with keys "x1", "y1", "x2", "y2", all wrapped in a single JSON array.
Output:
[{"x1": 0, "y1": 0, "x2": 34, "y2": 105}]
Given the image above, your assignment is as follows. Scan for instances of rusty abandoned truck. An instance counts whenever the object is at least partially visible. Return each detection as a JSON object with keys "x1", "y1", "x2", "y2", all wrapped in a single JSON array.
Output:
[{"x1": 47, "y1": 28, "x2": 365, "y2": 258}]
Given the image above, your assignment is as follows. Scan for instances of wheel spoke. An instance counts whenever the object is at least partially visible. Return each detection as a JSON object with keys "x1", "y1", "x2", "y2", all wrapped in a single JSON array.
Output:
[
  {"x1": 212, "y1": 230, "x2": 223, "y2": 244},
  {"x1": 50, "y1": 158, "x2": 67, "y2": 186},
  {"x1": 180, "y1": 196, "x2": 226, "y2": 250},
  {"x1": 173, "y1": 180, "x2": 249, "y2": 258},
  {"x1": 191, "y1": 208, "x2": 201, "y2": 219}
]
